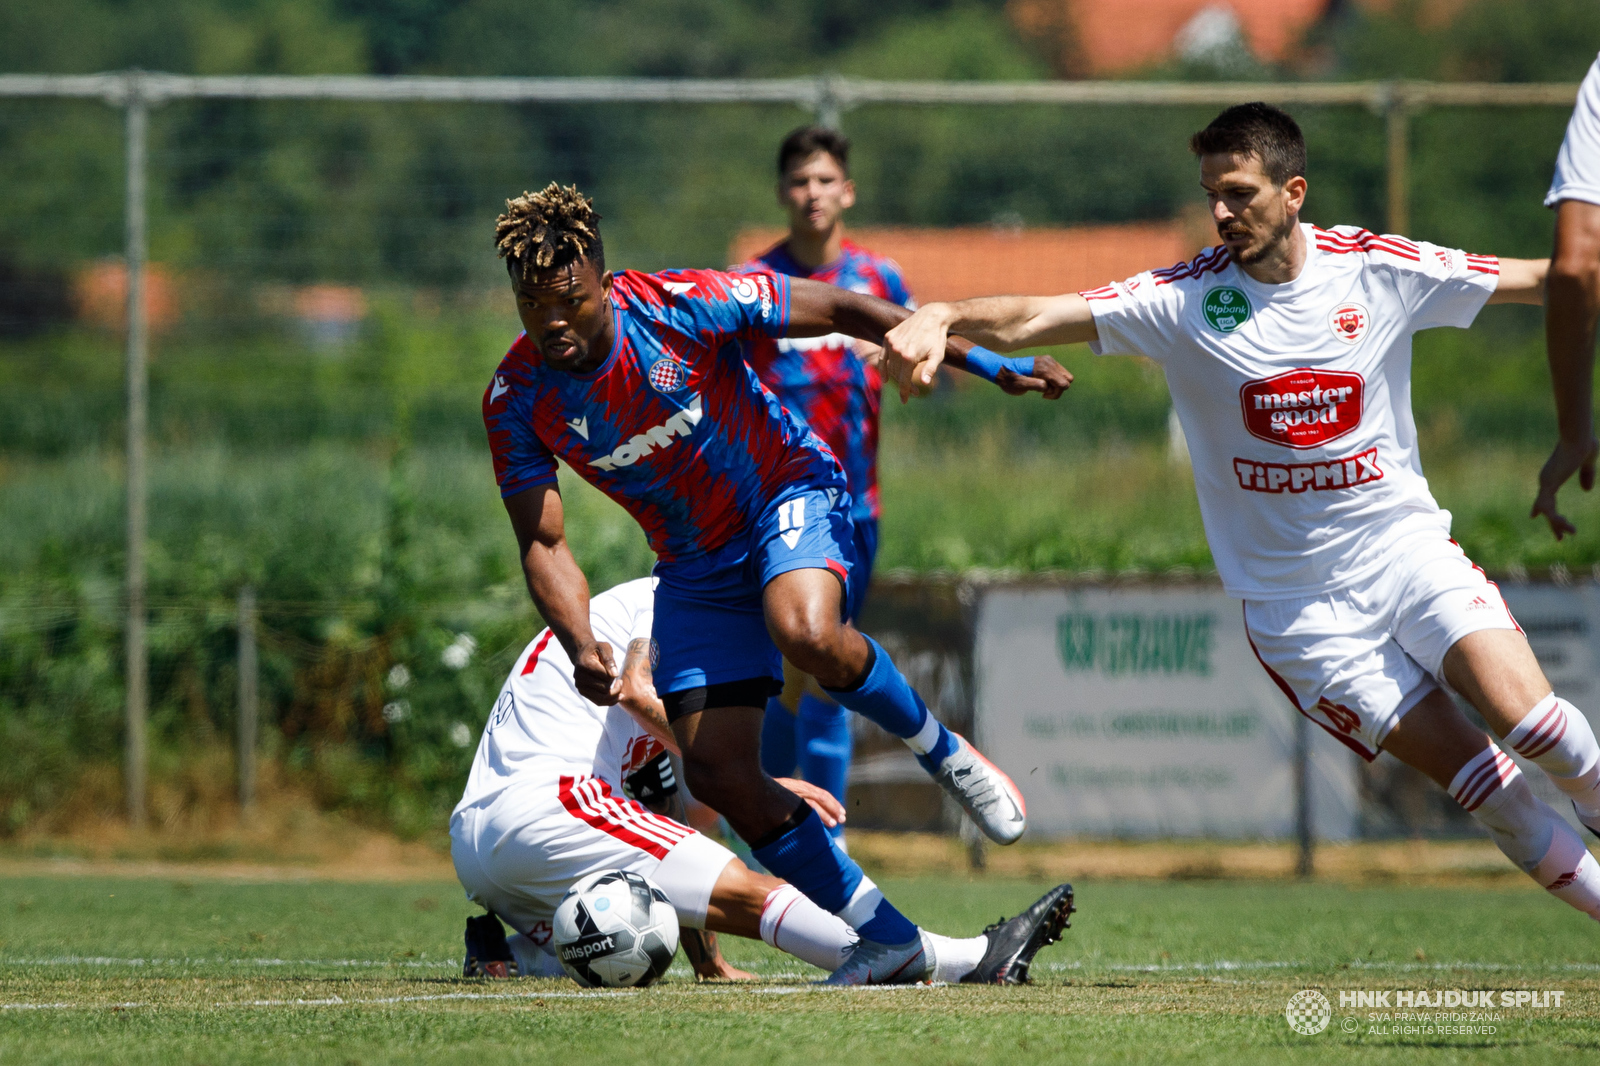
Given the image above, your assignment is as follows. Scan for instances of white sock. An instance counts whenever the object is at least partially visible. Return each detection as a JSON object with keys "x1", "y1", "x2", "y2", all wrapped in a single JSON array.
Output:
[
  {"x1": 922, "y1": 931, "x2": 988, "y2": 983},
  {"x1": 506, "y1": 931, "x2": 568, "y2": 978},
  {"x1": 1531, "y1": 823, "x2": 1600, "y2": 919},
  {"x1": 760, "y1": 885, "x2": 858, "y2": 971},
  {"x1": 1452, "y1": 745, "x2": 1600, "y2": 920},
  {"x1": 904, "y1": 713, "x2": 944, "y2": 756},
  {"x1": 1506, "y1": 694, "x2": 1600, "y2": 819}
]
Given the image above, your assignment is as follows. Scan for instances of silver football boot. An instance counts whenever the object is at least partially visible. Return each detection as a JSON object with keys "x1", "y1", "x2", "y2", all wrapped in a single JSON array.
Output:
[
  {"x1": 822, "y1": 934, "x2": 934, "y2": 986},
  {"x1": 931, "y1": 734, "x2": 1027, "y2": 845}
]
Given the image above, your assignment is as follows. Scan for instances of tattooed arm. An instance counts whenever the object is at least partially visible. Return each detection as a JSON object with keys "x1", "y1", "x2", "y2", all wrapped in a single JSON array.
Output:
[{"x1": 617, "y1": 638, "x2": 681, "y2": 756}]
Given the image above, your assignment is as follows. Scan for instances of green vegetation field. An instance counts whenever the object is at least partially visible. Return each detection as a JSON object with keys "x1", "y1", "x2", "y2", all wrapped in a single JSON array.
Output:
[{"x1": 3, "y1": 870, "x2": 1598, "y2": 1064}]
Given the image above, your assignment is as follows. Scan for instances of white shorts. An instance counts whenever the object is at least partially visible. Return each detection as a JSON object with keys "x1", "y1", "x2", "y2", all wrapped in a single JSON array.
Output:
[
  {"x1": 1243, "y1": 533, "x2": 1520, "y2": 761},
  {"x1": 449, "y1": 772, "x2": 736, "y2": 951}
]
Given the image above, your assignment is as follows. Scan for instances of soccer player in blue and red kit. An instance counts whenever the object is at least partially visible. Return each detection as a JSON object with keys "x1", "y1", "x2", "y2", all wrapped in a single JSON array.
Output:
[
  {"x1": 737, "y1": 127, "x2": 906, "y2": 839},
  {"x1": 484, "y1": 184, "x2": 1073, "y2": 984}
]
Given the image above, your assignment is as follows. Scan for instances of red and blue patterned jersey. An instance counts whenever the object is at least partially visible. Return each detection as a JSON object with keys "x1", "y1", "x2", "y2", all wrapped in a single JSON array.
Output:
[
  {"x1": 735, "y1": 239, "x2": 912, "y2": 521},
  {"x1": 484, "y1": 269, "x2": 846, "y2": 563}
]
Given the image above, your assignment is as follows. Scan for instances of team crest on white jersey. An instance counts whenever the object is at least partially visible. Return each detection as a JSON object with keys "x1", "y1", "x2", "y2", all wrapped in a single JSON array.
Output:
[
  {"x1": 648, "y1": 358, "x2": 687, "y2": 394},
  {"x1": 1203, "y1": 286, "x2": 1252, "y2": 333},
  {"x1": 1328, "y1": 303, "x2": 1369, "y2": 344}
]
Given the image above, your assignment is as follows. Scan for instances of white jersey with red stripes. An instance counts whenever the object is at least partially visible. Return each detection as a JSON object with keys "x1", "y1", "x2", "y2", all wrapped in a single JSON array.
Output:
[
  {"x1": 1082, "y1": 223, "x2": 1498, "y2": 600},
  {"x1": 1548, "y1": 51, "x2": 1600, "y2": 208},
  {"x1": 454, "y1": 577, "x2": 664, "y2": 814},
  {"x1": 450, "y1": 576, "x2": 736, "y2": 941}
]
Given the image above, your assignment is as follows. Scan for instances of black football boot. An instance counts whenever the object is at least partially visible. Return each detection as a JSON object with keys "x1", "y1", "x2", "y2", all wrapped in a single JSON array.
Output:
[
  {"x1": 463, "y1": 911, "x2": 519, "y2": 978},
  {"x1": 960, "y1": 883, "x2": 1074, "y2": 985}
]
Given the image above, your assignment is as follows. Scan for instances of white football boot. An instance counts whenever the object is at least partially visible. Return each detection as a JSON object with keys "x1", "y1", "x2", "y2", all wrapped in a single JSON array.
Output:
[{"x1": 932, "y1": 734, "x2": 1027, "y2": 845}]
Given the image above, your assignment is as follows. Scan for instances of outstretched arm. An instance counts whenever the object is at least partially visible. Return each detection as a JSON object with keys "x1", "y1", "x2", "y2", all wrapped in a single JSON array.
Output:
[
  {"x1": 1487, "y1": 257, "x2": 1550, "y2": 305},
  {"x1": 784, "y1": 278, "x2": 1072, "y2": 401},
  {"x1": 1534, "y1": 206, "x2": 1600, "y2": 538},
  {"x1": 880, "y1": 293, "x2": 1100, "y2": 402},
  {"x1": 503, "y1": 484, "x2": 617, "y2": 705}
]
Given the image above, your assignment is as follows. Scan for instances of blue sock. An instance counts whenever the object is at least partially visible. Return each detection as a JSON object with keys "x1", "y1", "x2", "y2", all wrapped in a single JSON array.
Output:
[
  {"x1": 825, "y1": 635, "x2": 958, "y2": 772},
  {"x1": 797, "y1": 693, "x2": 851, "y2": 839},
  {"x1": 760, "y1": 697, "x2": 798, "y2": 779},
  {"x1": 750, "y1": 806, "x2": 919, "y2": 945}
]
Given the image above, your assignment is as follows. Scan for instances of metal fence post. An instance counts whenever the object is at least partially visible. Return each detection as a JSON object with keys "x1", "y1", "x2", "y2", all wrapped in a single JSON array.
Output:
[
  {"x1": 1385, "y1": 82, "x2": 1412, "y2": 237},
  {"x1": 237, "y1": 586, "x2": 258, "y2": 809},
  {"x1": 1295, "y1": 713, "x2": 1314, "y2": 877},
  {"x1": 815, "y1": 72, "x2": 843, "y2": 129},
  {"x1": 123, "y1": 71, "x2": 149, "y2": 829}
]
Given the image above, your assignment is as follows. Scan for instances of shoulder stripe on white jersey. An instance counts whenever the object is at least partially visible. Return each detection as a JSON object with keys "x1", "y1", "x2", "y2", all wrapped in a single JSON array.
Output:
[
  {"x1": 1150, "y1": 245, "x2": 1230, "y2": 288},
  {"x1": 1314, "y1": 227, "x2": 1421, "y2": 262}
]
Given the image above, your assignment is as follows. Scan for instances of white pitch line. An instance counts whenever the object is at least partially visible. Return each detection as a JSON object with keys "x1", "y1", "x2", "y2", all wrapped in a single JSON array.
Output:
[
  {"x1": 2, "y1": 1002, "x2": 145, "y2": 1011},
  {"x1": 1, "y1": 982, "x2": 952, "y2": 1012},
  {"x1": 10, "y1": 956, "x2": 456, "y2": 968},
  {"x1": 1046, "y1": 959, "x2": 1600, "y2": 974}
]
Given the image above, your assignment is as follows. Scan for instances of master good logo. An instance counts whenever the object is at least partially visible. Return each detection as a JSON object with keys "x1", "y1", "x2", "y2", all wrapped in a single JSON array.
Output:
[
  {"x1": 1286, "y1": 989, "x2": 1332, "y2": 1035},
  {"x1": 1239, "y1": 369, "x2": 1364, "y2": 448},
  {"x1": 1328, "y1": 302, "x2": 1369, "y2": 343},
  {"x1": 1203, "y1": 286, "x2": 1252, "y2": 332}
]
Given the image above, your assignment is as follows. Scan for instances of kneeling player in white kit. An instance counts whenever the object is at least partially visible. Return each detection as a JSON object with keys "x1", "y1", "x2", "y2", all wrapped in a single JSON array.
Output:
[
  {"x1": 883, "y1": 103, "x2": 1600, "y2": 922},
  {"x1": 452, "y1": 578, "x2": 1071, "y2": 982}
]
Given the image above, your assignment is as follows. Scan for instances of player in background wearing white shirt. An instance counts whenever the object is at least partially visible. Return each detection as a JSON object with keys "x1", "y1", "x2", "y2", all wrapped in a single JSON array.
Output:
[
  {"x1": 1535, "y1": 52, "x2": 1600, "y2": 551},
  {"x1": 880, "y1": 103, "x2": 1600, "y2": 923},
  {"x1": 451, "y1": 578, "x2": 1071, "y2": 983}
]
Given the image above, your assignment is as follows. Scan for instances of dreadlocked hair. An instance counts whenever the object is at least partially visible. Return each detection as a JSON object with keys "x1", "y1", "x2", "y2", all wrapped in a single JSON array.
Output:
[{"x1": 495, "y1": 182, "x2": 605, "y2": 279}]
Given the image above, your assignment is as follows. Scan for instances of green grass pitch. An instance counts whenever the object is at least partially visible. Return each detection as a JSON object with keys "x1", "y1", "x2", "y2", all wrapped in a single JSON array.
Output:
[{"x1": 2, "y1": 872, "x2": 1597, "y2": 1064}]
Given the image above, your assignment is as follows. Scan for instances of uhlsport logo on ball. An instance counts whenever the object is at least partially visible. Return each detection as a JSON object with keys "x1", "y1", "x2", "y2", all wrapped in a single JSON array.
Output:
[
  {"x1": 1285, "y1": 989, "x2": 1332, "y2": 1035},
  {"x1": 552, "y1": 870, "x2": 679, "y2": 988}
]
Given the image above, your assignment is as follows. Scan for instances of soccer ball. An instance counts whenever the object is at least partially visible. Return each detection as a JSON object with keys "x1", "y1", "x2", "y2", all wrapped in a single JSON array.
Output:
[{"x1": 552, "y1": 870, "x2": 679, "y2": 987}]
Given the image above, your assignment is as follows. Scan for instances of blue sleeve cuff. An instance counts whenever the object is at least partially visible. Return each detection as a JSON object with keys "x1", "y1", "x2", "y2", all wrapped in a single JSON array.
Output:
[{"x1": 962, "y1": 346, "x2": 1034, "y2": 383}]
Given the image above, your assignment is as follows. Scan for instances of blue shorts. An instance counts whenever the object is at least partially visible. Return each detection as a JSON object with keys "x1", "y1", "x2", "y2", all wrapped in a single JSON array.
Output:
[
  {"x1": 653, "y1": 485, "x2": 865, "y2": 695},
  {"x1": 850, "y1": 517, "x2": 878, "y2": 619}
]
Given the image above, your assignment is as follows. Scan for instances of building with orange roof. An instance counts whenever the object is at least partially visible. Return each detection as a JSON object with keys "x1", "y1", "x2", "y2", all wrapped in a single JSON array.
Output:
[
  {"x1": 731, "y1": 221, "x2": 1207, "y2": 305},
  {"x1": 1007, "y1": 0, "x2": 1336, "y2": 76}
]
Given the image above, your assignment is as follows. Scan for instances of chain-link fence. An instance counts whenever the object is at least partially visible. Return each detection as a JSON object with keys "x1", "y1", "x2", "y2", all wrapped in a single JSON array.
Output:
[{"x1": 0, "y1": 72, "x2": 1580, "y2": 837}]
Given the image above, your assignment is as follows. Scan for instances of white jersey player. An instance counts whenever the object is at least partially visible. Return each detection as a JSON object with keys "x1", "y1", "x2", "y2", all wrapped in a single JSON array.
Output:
[
  {"x1": 451, "y1": 577, "x2": 1072, "y2": 983},
  {"x1": 451, "y1": 577, "x2": 859, "y2": 979},
  {"x1": 1534, "y1": 52, "x2": 1600, "y2": 547},
  {"x1": 882, "y1": 103, "x2": 1600, "y2": 924}
]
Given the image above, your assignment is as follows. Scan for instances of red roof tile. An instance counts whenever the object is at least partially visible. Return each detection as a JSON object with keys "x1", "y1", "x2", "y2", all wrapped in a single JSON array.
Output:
[
  {"x1": 1009, "y1": 0, "x2": 1334, "y2": 75},
  {"x1": 731, "y1": 222, "x2": 1203, "y2": 303}
]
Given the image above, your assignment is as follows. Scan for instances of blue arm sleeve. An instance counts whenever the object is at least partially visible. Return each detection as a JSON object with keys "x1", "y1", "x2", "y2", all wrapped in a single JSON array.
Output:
[{"x1": 961, "y1": 346, "x2": 1037, "y2": 384}]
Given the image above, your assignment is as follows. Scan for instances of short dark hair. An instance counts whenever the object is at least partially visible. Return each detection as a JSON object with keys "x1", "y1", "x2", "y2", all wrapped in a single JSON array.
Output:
[
  {"x1": 777, "y1": 125, "x2": 850, "y2": 177},
  {"x1": 494, "y1": 182, "x2": 605, "y2": 280},
  {"x1": 1189, "y1": 103, "x2": 1306, "y2": 186}
]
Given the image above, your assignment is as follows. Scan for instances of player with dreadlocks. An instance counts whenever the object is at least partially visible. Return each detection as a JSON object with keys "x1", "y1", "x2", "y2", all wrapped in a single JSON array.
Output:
[{"x1": 480, "y1": 183, "x2": 1075, "y2": 985}]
